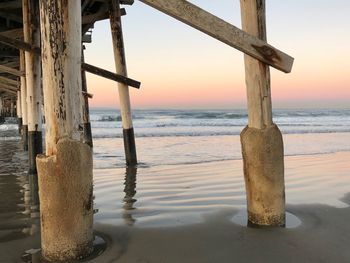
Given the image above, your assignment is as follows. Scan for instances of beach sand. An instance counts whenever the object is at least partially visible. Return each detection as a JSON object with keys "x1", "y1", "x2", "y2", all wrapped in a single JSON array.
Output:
[{"x1": 1, "y1": 152, "x2": 350, "y2": 263}]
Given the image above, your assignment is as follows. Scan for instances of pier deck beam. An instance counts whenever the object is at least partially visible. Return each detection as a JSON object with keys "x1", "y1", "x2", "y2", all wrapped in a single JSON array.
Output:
[
  {"x1": 109, "y1": 0, "x2": 137, "y2": 166},
  {"x1": 22, "y1": 0, "x2": 42, "y2": 174},
  {"x1": 37, "y1": 0, "x2": 93, "y2": 261},
  {"x1": 20, "y1": 50, "x2": 28, "y2": 150},
  {"x1": 240, "y1": 0, "x2": 285, "y2": 227}
]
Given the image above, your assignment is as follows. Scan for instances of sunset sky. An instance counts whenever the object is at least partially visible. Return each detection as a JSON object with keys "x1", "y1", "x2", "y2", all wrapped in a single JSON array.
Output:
[{"x1": 84, "y1": 0, "x2": 350, "y2": 109}]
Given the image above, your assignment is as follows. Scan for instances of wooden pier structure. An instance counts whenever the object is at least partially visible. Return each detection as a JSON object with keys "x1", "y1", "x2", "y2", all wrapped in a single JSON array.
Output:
[{"x1": 0, "y1": 0, "x2": 293, "y2": 261}]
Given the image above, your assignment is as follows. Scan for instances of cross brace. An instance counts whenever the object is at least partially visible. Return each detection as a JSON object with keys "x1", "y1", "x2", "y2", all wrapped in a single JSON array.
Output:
[{"x1": 139, "y1": 0, "x2": 294, "y2": 73}]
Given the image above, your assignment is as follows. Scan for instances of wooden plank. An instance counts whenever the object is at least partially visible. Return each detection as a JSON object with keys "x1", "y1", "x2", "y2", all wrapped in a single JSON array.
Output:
[
  {"x1": 0, "y1": 1, "x2": 21, "y2": 10},
  {"x1": 0, "y1": 64, "x2": 24, "y2": 77},
  {"x1": 0, "y1": 35, "x2": 141, "y2": 88},
  {"x1": 0, "y1": 87, "x2": 16, "y2": 95},
  {"x1": 0, "y1": 82, "x2": 18, "y2": 91},
  {"x1": 241, "y1": 0, "x2": 272, "y2": 129},
  {"x1": 0, "y1": 34, "x2": 40, "y2": 54},
  {"x1": 139, "y1": 0, "x2": 294, "y2": 73},
  {"x1": 0, "y1": 76, "x2": 18, "y2": 87},
  {"x1": 120, "y1": 0, "x2": 134, "y2": 5},
  {"x1": 0, "y1": 28, "x2": 23, "y2": 39},
  {"x1": 0, "y1": 11, "x2": 22, "y2": 23},
  {"x1": 82, "y1": 8, "x2": 126, "y2": 24},
  {"x1": 82, "y1": 62, "x2": 141, "y2": 89}
]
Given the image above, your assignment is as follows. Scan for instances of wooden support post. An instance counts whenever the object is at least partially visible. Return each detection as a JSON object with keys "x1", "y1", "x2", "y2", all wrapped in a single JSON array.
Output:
[
  {"x1": 20, "y1": 50, "x2": 28, "y2": 150},
  {"x1": 23, "y1": 0, "x2": 43, "y2": 174},
  {"x1": 0, "y1": 98, "x2": 3, "y2": 123},
  {"x1": 109, "y1": 0, "x2": 137, "y2": 166},
  {"x1": 240, "y1": 0, "x2": 285, "y2": 227},
  {"x1": 17, "y1": 90, "x2": 22, "y2": 133},
  {"x1": 10, "y1": 100, "x2": 14, "y2": 117},
  {"x1": 81, "y1": 46, "x2": 93, "y2": 147},
  {"x1": 37, "y1": 0, "x2": 93, "y2": 260}
]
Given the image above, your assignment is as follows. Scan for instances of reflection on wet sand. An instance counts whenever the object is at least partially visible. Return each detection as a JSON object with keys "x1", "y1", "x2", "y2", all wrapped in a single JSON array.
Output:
[
  {"x1": 0, "y1": 140, "x2": 39, "y2": 243},
  {"x1": 122, "y1": 166, "x2": 137, "y2": 226}
]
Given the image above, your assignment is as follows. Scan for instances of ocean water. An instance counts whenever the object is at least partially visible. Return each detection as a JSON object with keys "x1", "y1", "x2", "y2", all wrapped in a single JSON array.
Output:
[
  {"x1": 1, "y1": 109, "x2": 350, "y2": 229},
  {"x1": 91, "y1": 108, "x2": 350, "y2": 168}
]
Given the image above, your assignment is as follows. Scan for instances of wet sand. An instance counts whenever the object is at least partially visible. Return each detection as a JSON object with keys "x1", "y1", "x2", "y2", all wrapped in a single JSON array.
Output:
[
  {"x1": 1, "y1": 152, "x2": 350, "y2": 262},
  {"x1": 95, "y1": 197, "x2": 350, "y2": 263}
]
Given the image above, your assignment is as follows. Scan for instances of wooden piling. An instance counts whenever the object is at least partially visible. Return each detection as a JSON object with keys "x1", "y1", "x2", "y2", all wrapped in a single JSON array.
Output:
[
  {"x1": 81, "y1": 46, "x2": 93, "y2": 147},
  {"x1": 22, "y1": 0, "x2": 43, "y2": 174},
  {"x1": 37, "y1": 0, "x2": 93, "y2": 260},
  {"x1": 240, "y1": 0, "x2": 285, "y2": 226},
  {"x1": 20, "y1": 50, "x2": 28, "y2": 150},
  {"x1": 109, "y1": 0, "x2": 137, "y2": 166},
  {"x1": 17, "y1": 90, "x2": 22, "y2": 134}
]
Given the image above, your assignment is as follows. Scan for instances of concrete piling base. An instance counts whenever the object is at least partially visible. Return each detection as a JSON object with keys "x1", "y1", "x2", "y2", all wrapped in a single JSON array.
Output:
[
  {"x1": 36, "y1": 138, "x2": 93, "y2": 261},
  {"x1": 240, "y1": 124, "x2": 285, "y2": 226},
  {"x1": 28, "y1": 131, "x2": 42, "y2": 174}
]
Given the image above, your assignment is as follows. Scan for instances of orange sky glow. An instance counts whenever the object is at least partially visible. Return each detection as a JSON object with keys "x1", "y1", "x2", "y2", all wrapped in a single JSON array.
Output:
[{"x1": 84, "y1": 1, "x2": 350, "y2": 109}]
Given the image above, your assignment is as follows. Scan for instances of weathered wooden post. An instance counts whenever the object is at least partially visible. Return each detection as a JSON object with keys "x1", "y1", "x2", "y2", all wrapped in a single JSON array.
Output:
[
  {"x1": 37, "y1": 0, "x2": 93, "y2": 261},
  {"x1": 10, "y1": 100, "x2": 14, "y2": 117},
  {"x1": 240, "y1": 0, "x2": 285, "y2": 226},
  {"x1": 109, "y1": 0, "x2": 137, "y2": 166},
  {"x1": 20, "y1": 50, "x2": 28, "y2": 150},
  {"x1": 22, "y1": 0, "x2": 43, "y2": 174},
  {"x1": 17, "y1": 90, "x2": 22, "y2": 133}
]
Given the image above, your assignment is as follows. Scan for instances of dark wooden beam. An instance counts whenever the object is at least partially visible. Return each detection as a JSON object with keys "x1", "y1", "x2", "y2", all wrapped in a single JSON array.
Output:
[
  {"x1": 82, "y1": 8, "x2": 126, "y2": 24},
  {"x1": 0, "y1": 82, "x2": 18, "y2": 92},
  {"x1": 0, "y1": 1, "x2": 22, "y2": 10},
  {"x1": 0, "y1": 34, "x2": 40, "y2": 54},
  {"x1": 0, "y1": 11, "x2": 22, "y2": 23},
  {"x1": 0, "y1": 87, "x2": 16, "y2": 95},
  {"x1": 0, "y1": 76, "x2": 18, "y2": 87},
  {"x1": 0, "y1": 28, "x2": 23, "y2": 39},
  {"x1": 0, "y1": 64, "x2": 24, "y2": 77},
  {"x1": 120, "y1": 0, "x2": 134, "y2": 5},
  {"x1": 0, "y1": 35, "x2": 141, "y2": 88},
  {"x1": 82, "y1": 63, "x2": 140, "y2": 89}
]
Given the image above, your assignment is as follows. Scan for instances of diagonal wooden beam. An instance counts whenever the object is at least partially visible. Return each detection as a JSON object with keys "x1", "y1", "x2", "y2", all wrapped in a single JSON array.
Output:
[
  {"x1": 139, "y1": 0, "x2": 293, "y2": 73},
  {"x1": 0, "y1": 1, "x2": 22, "y2": 10},
  {"x1": 0, "y1": 34, "x2": 40, "y2": 54},
  {"x1": 0, "y1": 87, "x2": 16, "y2": 95},
  {"x1": 82, "y1": 8, "x2": 126, "y2": 24},
  {"x1": 82, "y1": 63, "x2": 141, "y2": 89},
  {"x1": 0, "y1": 11, "x2": 22, "y2": 23},
  {"x1": 0, "y1": 76, "x2": 19, "y2": 87},
  {"x1": 0, "y1": 64, "x2": 24, "y2": 77},
  {"x1": 0, "y1": 28, "x2": 23, "y2": 39},
  {"x1": 0, "y1": 82, "x2": 18, "y2": 92},
  {"x1": 0, "y1": 35, "x2": 142, "y2": 88}
]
